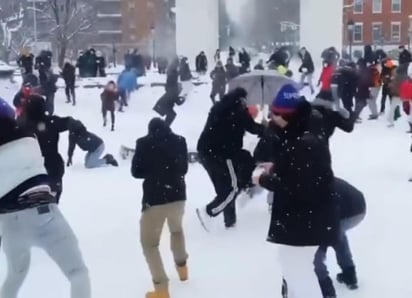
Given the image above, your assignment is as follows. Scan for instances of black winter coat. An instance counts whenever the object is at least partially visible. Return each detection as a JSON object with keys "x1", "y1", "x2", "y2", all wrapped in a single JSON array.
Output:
[
  {"x1": 356, "y1": 67, "x2": 373, "y2": 100},
  {"x1": 197, "y1": 93, "x2": 264, "y2": 160},
  {"x1": 260, "y1": 120, "x2": 338, "y2": 246},
  {"x1": 179, "y1": 62, "x2": 192, "y2": 81},
  {"x1": 299, "y1": 51, "x2": 315, "y2": 74},
  {"x1": 332, "y1": 67, "x2": 358, "y2": 100},
  {"x1": 166, "y1": 67, "x2": 180, "y2": 95},
  {"x1": 26, "y1": 116, "x2": 72, "y2": 180},
  {"x1": 153, "y1": 92, "x2": 184, "y2": 116},
  {"x1": 131, "y1": 120, "x2": 188, "y2": 209},
  {"x1": 18, "y1": 54, "x2": 34, "y2": 72},
  {"x1": 399, "y1": 50, "x2": 412, "y2": 65},
  {"x1": 62, "y1": 63, "x2": 76, "y2": 86},
  {"x1": 225, "y1": 64, "x2": 239, "y2": 80},
  {"x1": 196, "y1": 54, "x2": 208, "y2": 72},
  {"x1": 68, "y1": 129, "x2": 103, "y2": 158},
  {"x1": 210, "y1": 67, "x2": 227, "y2": 88}
]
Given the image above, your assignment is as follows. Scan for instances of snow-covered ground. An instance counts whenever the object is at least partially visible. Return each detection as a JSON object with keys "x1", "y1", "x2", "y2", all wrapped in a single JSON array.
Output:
[{"x1": 0, "y1": 61, "x2": 411, "y2": 298}]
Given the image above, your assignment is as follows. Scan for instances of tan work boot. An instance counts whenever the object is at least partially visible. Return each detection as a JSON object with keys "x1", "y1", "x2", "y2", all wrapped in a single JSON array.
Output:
[
  {"x1": 145, "y1": 288, "x2": 170, "y2": 298},
  {"x1": 176, "y1": 265, "x2": 188, "y2": 281}
]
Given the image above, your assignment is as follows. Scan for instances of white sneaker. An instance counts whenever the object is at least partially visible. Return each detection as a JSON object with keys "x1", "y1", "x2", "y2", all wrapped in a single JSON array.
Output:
[{"x1": 196, "y1": 207, "x2": 214, "y2": 232}]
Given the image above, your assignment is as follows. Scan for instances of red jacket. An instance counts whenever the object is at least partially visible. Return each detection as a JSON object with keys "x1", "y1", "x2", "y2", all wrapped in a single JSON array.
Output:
[
  {"x1": 319, "y1": 66, "x2": 334, "y2": 91},
  {"x1": 400, "y1": 80, "x2": 412, "y2": 102}
]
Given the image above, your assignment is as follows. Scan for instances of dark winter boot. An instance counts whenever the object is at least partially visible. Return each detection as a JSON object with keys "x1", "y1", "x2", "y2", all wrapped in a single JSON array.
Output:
[
  {"x1": 407, "y1": 122, "x2": 412, "y2": 133},
  {"x1": 281, "y1": 279, "x2": 288, "y2": 298},
  {"x1": 111, "y1": 124, "x2": 114, "y2": 132},
  {"x1": 368, "y1": 114, "x2": 378, "y2": 120},
  {"x1": 104, "y1": 154, "x2": 119, "y2": 167},
  {"x1": 319, "y1": 276, "x2": 337, "y2": 298},
  {"x1": 337, "y1": 266, "x2": 358, "y2": 290},
  {"x1": 103, "y1": 119, "x2": 107, "y2": 127}
]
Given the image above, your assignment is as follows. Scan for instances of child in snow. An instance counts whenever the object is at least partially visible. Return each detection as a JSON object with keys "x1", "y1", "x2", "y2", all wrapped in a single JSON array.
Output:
[
  {"x1": 101, "y1": 81, "x2": 119, "y2": 131},
  {"x1": 67, "y1": 120, "x2": 118, "y2": 169}
]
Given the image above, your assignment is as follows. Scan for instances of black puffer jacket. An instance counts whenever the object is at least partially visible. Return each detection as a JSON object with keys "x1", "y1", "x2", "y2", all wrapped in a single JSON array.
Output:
[
  {"x1": 131, "y1": 118, "x2": 188, "y2": 209},
  {"x1": 259, "y1": 101, "x2": 339, "y2": 246},
  {"x1": 197, "y1": 88, "x2": 264, "y2": 160}
]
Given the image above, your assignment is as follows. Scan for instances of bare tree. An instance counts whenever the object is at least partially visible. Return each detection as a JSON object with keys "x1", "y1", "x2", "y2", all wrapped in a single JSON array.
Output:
[
  {"x1": 44, "y1": 0, "x2": 94, "y2": 66},
  {"x1": 0, "y1": 2, "x2": 24, "y2": 62}
]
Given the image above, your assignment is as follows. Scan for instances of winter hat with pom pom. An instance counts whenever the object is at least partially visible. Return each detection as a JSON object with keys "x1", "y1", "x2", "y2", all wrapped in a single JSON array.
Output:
[
  {"x1": 271, "y1": 84, "x2": 301, "y2": 115},
  {"x1": 0, "y1": 98, "x2": 15, "y2": 120}
]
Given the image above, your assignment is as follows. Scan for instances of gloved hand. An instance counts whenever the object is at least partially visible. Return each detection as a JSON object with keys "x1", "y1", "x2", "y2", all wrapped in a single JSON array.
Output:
[{"x1": 66, "y1": 157, "x2": 73, "y2": 167}]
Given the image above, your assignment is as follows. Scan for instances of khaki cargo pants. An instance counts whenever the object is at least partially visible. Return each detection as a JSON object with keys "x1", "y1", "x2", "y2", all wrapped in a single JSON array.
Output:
[{"x1": 140, "y1": 201, "x2": 188, "y2": 290}]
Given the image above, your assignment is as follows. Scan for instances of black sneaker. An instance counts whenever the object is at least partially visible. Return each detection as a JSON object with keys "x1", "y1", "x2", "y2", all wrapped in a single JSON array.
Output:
[
  {"x1": 337, "y1": 266, "x2": 358, "y2": 290},
  {"x1": 319, "y1": 276, "x2": 337, "y2": 298},
  {"x1": 104, "y1": 154, "x2": 119, "y2": 167}
]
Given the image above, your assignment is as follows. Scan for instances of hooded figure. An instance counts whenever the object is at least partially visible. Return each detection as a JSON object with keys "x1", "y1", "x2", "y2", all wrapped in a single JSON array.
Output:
[
  {"x1": 195, "y1": 51, "x2": 208, "y2": 74},
  {"x1": 67, "y1": 120, "x2": 117, "y2": 169},
  {"x1": 196, "y1": 87, "x2": 265, "y2": 229},
  {"x1": 131, "y1": 117, "x2": 189, "y2": 298},
  {"x1": 210, "y1": 61, "x2": 227, "y2": 104},
  {"x1": 253, "y1": 84, "x2": 339, "y2": 298},
  {"x1": 225, "y1": 57, "x2": 239, "y2": 80},
  {"x1": 21, "y1": 95, "x2": 73, "y2": 202},
  {"x1": 61, "y1": 61, "x2": 76, "y2": 105}
]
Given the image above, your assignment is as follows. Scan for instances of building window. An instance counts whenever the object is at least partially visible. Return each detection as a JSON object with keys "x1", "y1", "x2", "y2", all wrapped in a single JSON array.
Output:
[
  {"x1": 391, "y1": 22, "x2": 401, "y2": 41},
  {"x1": 353, "y1": 23, "x2": 363, "y2": 43},
  {"x1": 372, "y1": 22, "x2": 383, "y2": 42},
  {"x1": 372, "y1": 0, "x2": 382, "y2": 13},
  {"x1": 353, "y1": 0, "x2": 363, "y2": 14},
  {"x1": 129, "y1": 1, "x2": 135, "y2": 9},
  {"x1": 392, "y1": 0, "x2": 401, "y2": 12}
]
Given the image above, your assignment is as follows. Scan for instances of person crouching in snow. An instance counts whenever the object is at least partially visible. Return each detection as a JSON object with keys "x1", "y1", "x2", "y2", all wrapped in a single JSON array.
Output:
[
  {"x1": 101, "y1": 81, "x2": 119, "y2": 131},
  {"x1": 314, "y1": 178, "x2": 366, "y2": 297},
  {"x1": 0, "y1": 101, "x2": 91, "y2": 298},
  {"x1": 131, "y1": 118, "x2": 189, "y2": 298},
  {"x1": 252, "y1": 84, "x2": 339, "y2": 298},
  {"x1": 67, "y1": 120, "x2": 118, "y2": 169},
  {"x1": 196, "y1": 87, "x2": 265, "y2": 230}
]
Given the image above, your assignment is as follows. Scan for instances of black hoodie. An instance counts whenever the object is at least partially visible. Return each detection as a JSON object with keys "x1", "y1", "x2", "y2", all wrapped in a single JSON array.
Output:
[
  {"x1": 197, "y1": 88, "x2": 264, "y2": 160},
  {"x1": 131, "y1": 118, "x2": 188, "y2": 209},
  {"x1": 259, "y1": 101, "x2": 339, "y2": 246}
]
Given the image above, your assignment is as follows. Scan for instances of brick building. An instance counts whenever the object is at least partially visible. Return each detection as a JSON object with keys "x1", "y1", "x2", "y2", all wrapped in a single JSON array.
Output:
[{"x1": 343, "y1": 0, "x2": 412, "y2": 50}]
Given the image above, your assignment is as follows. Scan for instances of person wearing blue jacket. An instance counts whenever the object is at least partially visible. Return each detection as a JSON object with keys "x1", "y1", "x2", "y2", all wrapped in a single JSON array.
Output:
[{"x1": 117, "y1": 68, "x2": 137, "y2": 112}]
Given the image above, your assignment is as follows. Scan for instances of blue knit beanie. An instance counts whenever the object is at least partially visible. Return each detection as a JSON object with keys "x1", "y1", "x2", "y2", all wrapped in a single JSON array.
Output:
[
  {"x1": 271, "y1": 84, "x2": 301, "y2": 114},
  {"x1": 0, "y1": 98, "x2": 15, "y2": 119}
]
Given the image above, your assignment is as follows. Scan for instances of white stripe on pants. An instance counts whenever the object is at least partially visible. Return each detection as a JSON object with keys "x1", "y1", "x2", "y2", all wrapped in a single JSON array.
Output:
[
  {"x1": 278, "y1": 245, "x2": 322, "y2": 298},
  {"x1": 211, "y1": 159, "x2": 238, "y2": 215},
  {"x1": 0, "y1": 204, "x2": 91, "y2": 298}
]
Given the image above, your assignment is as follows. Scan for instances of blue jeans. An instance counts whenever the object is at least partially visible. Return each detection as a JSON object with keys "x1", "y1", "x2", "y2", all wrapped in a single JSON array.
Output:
[
  {"x1": 314, "y1": 213, "x2": 365, "y2": 281},
  {"x1": 84, "y1": 144, "x2": 106, "y2": 169}
]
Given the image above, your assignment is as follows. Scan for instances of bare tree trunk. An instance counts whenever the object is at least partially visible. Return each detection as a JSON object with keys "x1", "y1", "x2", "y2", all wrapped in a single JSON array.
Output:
[{"x1": 58, "y1": 40, "x2": 67, "y2": 67}]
